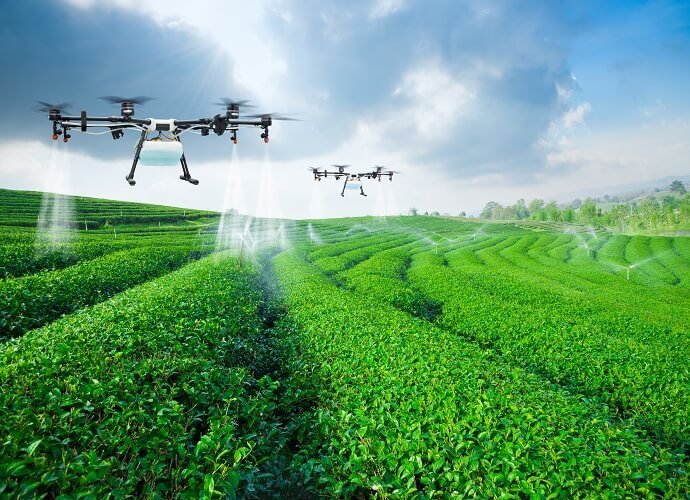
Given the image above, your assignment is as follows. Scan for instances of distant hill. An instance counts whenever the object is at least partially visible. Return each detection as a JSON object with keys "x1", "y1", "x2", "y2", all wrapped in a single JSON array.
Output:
[
  {"x1": 553, "y1": 175, "x2": 690, "y2": 205},
  {"x1": 0, "y1": 188, "x2": 219, "y2": 228}
]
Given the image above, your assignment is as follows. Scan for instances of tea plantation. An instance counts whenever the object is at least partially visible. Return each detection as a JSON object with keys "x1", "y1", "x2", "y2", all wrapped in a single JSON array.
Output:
[{"x1": 0, "y1": 189, "x2": 688, "y2": 497}]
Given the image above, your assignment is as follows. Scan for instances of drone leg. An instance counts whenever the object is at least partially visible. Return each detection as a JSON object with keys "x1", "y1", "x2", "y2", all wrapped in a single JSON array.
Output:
[
  {"x1": 360, "y1": 186, "x2": 367, "y2": 197},
  {"x1": 126, "y1": 130, "x2": 147, "y2": 186},
  {"x1": 179, "y1": 154, "x2": 199, "y2": 185},
  {"x1": 341, "y1": 178, "x2": 348, "y2": 197}
]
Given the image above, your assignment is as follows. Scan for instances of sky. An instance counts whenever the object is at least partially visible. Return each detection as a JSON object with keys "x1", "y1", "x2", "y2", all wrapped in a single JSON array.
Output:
[{"x1": 0, "y1": 0, "x2": 689, "y2": 218}]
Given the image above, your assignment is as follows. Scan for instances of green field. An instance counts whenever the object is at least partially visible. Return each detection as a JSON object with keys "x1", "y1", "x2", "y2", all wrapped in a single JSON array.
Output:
[{"x1": 0, "y1": 189, "x2": 688, "y2": 497}]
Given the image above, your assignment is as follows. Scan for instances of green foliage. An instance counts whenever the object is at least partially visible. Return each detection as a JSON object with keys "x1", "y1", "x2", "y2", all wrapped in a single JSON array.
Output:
[
  {"x1": 0, "y1": 255, "x2": 284, "y2": 496},
  {"x1": 670, "y1": 180, "x2": 687, "y2": 195},
  {"x1": 272, "y1": 250, "x2": 689, "y2": 497},
  {"x1": 0, "y1": 189, "x2": 688, "y2": 496},
  {"x1": 0, "y1": 246, "x2": 203, "y2": 339}
]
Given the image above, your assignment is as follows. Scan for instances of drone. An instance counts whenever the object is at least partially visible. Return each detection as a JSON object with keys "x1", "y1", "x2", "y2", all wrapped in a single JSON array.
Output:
[
  {"x1": 37, "y1": 97, "x2": 296, "y2": 186},
  {"x1": 309, "y1": 164, "x2": 399, "y2": 197}
]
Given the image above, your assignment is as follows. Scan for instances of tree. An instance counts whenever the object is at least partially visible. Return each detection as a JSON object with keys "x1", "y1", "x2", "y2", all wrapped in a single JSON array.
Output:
[
  {"x1": 431, "y1": 211, "x2": 440, "y2": 217},
  {"x1": 579, "y1": 199, "x2": 597, "y2": 221},
  {"x1": 408, "y1": 207, "x2": 418, "y2": 216},
  {"x1": 670, "y1": 180, "x2": 687, "y2": 195},
  {"x1": 459, "y1": 211, "x2": 466, "y2": 218},
  {"x1": 562, "y1": 207, "x2": 575, "y2": 223},
  {"x1": 545, "y1": 201, "x2": 560, "y2": 221},
  {"x1": 481, "y1": 201, "x2": 500, "y2": 219},
  {"x1": 514, "y1": 199, "x2": 529, "y2": 219}
]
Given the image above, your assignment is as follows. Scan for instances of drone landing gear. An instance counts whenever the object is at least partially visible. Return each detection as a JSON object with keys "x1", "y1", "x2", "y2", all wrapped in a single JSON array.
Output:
[
  {"x1": 360, "y1": 186, "x2": 367, "y2": 197},
  {"x1": 179, "y1": 154, "x2": 199, "y2": 185},
  {"x1": 125, "y1": 130, "x2": 148, "y2": 186}
]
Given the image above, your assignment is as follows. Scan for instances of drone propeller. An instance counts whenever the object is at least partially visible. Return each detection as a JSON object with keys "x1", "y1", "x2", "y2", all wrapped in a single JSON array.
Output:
[
  {"x1": 100, "y1": 96, "x2": 153, "y2": 118},
  {"x1": 100, "y1": 96, "x2": 154, "y2": 105},
  {"x1": 247, "y1": 112, "x2": 300, "y2": 121},
  {"x1": 331, "y1": 164, "x2": 350, "y2": 169},
  {"x1": 214, "y1": 98, "x2": 254, "y2": 108},
  {"x1": 35, "y1": 101, "x2": 72, "y2": 113}
]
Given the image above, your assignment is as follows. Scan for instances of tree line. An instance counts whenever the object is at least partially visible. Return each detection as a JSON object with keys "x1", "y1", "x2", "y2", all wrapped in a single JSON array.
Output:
[{"x1": 476, "y1": 180, "x2": 689, "y2": 232}]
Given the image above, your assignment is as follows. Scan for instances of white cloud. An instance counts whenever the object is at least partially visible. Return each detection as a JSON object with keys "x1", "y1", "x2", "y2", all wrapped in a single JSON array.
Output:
[
  {"x1": 61, "y1": 0, "x2": 289, "y2": 107},
  {"x1": 369, "y1": 0, "x2": 406, "y2": 20},
  {"x1": 562, "y1": 102, "x2": 592, "y2": 129},
  {"x1": 391, "y1": 61, "x2": 476, "y2": 139}
]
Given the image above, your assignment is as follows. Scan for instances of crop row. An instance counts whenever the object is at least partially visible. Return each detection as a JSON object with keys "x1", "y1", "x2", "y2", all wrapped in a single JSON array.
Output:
[
  {"x1": 0, "y1": 246, "x2": 206, "y2": 339},
  {"x1": 272, "y1": 250, "x2": 688, "y2": 496},
  {"x1": 0, "y1": 254, "x2": 287, "y2": 497},
  {"x1": 408, "y1": 247, "x2": 690, "y2": 450},
  {"x1": 444, "y1": 231, "x2": 690, "y2": 335},
  {"x1": 0, "y1": 240, "x2": 134, "y2": 279},
  {"x1": 334, "y1": 236, "x2": 690, "y2": 446}
]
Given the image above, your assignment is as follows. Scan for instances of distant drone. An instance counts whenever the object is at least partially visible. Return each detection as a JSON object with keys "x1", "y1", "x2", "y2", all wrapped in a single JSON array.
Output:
[
  {"x1": 37, "y1": 97, "x2": 296, "y2": 186},
  {"x1": 309, "y1": 164, "x2": 399, "y2": 197}
]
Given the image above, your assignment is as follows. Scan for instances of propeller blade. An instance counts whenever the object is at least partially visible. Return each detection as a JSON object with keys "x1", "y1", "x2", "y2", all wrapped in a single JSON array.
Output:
[
  {"x1": 100, "y1": 96, "x2": 154, "y2": 105},
  {"x1": 214, "y1": 98, "x2": 254, "y2": 108},
  {"x1": 35, "y1": 101, "x2": 71, "y2": 113},
  {"x1": 247, "y1": 112, "x2": 300, "y2": 121}
]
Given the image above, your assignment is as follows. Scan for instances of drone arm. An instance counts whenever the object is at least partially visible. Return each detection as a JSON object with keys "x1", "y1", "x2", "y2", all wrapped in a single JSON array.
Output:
[
  {"x1": 59, "y1": 121, "x2": 142, "y2": 129},
  {"x1": 58, "y1": 115, "x2": 151, "y2": 125},
  {"x1": 174, "y1": 119, "x2": 210, "y2": 127},
  {"x1": 173, "y1": 119, "x2": 262, "y2": 127},
  {"x1": 227, "y1": 119, "x2": 264, "y2": 127}
]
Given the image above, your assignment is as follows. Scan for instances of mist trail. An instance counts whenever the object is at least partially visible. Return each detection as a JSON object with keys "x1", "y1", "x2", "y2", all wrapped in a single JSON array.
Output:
[
  {"x1": 215, "y1": 146, "x2": 248, "y2": 252},
  {"x1": 254, "y1": 148, "x2": 289, "y2": 250},
  {"x1": 36, "y1": 141, "x2": 75, "y2": 252},
  {"x1": 216, "y1": 148, "x2": 290, "y2": 256}
]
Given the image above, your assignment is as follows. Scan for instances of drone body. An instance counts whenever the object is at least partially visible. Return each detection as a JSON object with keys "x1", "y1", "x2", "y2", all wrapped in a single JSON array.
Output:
[
  {"x1": 309, "y1": 164, "x2": 399, "y2": 197},
  {"x1": 38, "y1": 97, "x2": 296, "y2": 186}
]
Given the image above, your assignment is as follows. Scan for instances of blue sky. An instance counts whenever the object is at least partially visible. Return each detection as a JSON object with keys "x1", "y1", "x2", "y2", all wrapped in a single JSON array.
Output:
[{"x1": 0, "y1": 0, "x2": 688, "y2": 217}]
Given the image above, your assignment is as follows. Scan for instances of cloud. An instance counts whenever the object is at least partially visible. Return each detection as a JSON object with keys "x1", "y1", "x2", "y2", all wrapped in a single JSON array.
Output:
[
  {"x1": 562, "y1": 102, "x2": 591, "y2": 128},
  {"x1": 370, "y1": 0, "x2": 407, "y2": 20},
  {"x1": 391, "y1": 61, "x2": 476, "y2": 139},
  {"x1": 3, "y1": 0, "x2": 690, "y2": 218}
]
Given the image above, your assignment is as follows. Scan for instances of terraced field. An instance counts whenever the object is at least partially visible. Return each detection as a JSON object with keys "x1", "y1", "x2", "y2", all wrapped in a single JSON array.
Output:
[{"x1": 1, "y1": 189, "x2": 688, "y2": 497}]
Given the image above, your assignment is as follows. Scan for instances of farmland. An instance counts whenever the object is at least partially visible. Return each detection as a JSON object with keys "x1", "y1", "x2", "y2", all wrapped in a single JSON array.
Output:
[{"x1": 0, "y1": 189, "x2": 688, "y2": 497}]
